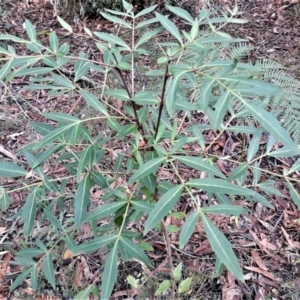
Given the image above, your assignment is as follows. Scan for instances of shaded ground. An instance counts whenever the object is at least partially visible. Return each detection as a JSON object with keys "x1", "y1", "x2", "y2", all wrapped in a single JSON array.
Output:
[{"x1": 0, "y1": 0, "x2": 300, "y2": 299}]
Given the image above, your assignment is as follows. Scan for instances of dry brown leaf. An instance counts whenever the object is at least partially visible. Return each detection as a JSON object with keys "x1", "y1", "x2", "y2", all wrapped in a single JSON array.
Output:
[
  {"x1": 251, "y1": 250, "x2": 268, "y2": 271},
  {"x1": 281, "y1": 226, "x2": 300, "y2": 249},
  {"x1": 243, "y1": 266, "x2": 275, "y2": 281}
]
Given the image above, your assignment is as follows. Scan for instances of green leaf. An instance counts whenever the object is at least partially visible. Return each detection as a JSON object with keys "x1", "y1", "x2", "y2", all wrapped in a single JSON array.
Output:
[
  {"x1": 25, "y1": 19, "x2": 36, "y2": 41},
  {"x1": 90, "y1": 171, "x2": 108, "y2": 188},
  {"x1": 51, "y1": 73, "x2": 75, "y2": 89},
  {"x1": 0, "y1": 187, "x2": 10, "y2": 209},
  {"x1": 101, "y1": 243, "x2": 118, "y2": 300},
  {"x1": 244, "y1": 102, "x2": 299, "y2": 153},
  {"x1": 212, "y1": 90, "x2": 230, "y2": 130},
  {"x1": 132, "y1": 91, "x2": 159, "y2": 105},
  {"x1": 174, "y1": 156, "x2": 226, "y2": 179},
  {"x1": 81, "y1": 90, "x2": 108, "y2": 116},
  {"x1": 32, "y1": 123, "x2": 75, "y2": 150},
  {"x1": 127, "y1": 275, "x2": 138, "y2": 288},
  {"x1": 128, "y1": 157, "x2": 166, "y2": 185},
  {"x1": 42, "y1": 254, "x2": 56, "y2": 288},
  {"x1": 77, "y1": 234, "x2": 117, "y2": 253},
  {"x1": 120, "y1": 236, "x2": 152, "y2": 267},
  {"x1": 43, "y1": 209, "x2": 63, "y2": 230},
  {"x1": 77, "y1": 145, "x2": 95, "y2": 181},
  {"x1": 101, "y1": 13, "x2": 132, "y2": 29},
  {"x1": 136, "y1": 4, "x2": 157, "y2": 18},
  {"x1": 247, "y1": 129, "x2": 262, "y2": 162},
  {"x1": 199, "y1": 79, "x2": 214, "y2": 111},
  {"x1": 74, "y1": 284, "x2": 93, "y2": 300},
  {"x1": 166, "y1": 69, "x2": 191, "y2": 116},
  {"x1": 179, "y1": 211, "x2": 199, "y2": 249},
  {"x1": 202, "y1": 204, "x2": 249, "y2": 215},
  {"x1": 166, "y1": 6, "x2": 194, "y2": 24},
  {"x1": 178, "y1": 277, "x2": 192, "y2": 294},
  {"x1": 173, "y1": 262, "x2": 182, "y2": 280},
  {"x1": 155, "y1": 12, "x2": 182, "y2": 45},
  {"x1": 49, "y1": 32, "x2": 59, "y2": 52},
  {"x1": 131, "y1": 200, "x2": 154, "y2": 214},
  {"x1": 155, "y1": 280, "x2": 171, "y2": 296},
  {"x1": 108, "y1": 117, "x2": 121, "y2": 131},
  {"x1": 43, "y1": 112, "x2": 79, "y2": 123},
  {"x1": 10, "y1": 267, "x2": 32, "y2": 291},
  {"x1": 105, "y1": 89, "x2": 129, "y2": 101},
  {"x1": 74, "y1": 176, "x2": 90, "y2": 230},
  {"x1": 94, "y1": 31, "x2": 130, "y2": 50},
  {"x1": 17, "y1": 248, "x2": 45, "y2": 257},
  {"x1": 0, "y1": 162, "x2": 27, "y2": 178},
  {"x1": 257, "y1": 183, "x2": 284, "y2": 197},
  {"x1": 0, "y1": 59, "x2": 14, "y2": 81},
  {"x1": 287, "y1": 158, "x2": 300, "y2": 175},
  {"x1": 138, "y1": 241, "x2": 154, "y2": 251},
  {"x1": 31, "y1": 264, "x2": 38, "y2": 291},
  {"x1": 145, "y1": 184, "x2": 184, "y2": 233},
  {"x1": 116, "y1": 124, "x2": 137, "y2": 138},
  {"x1": 200, "y1": 212, "x2": 244, "y2": 281},
  {"x1": 186, "y1": 178, "x2": 253, "y2": 195},
  {"x1": 135, "y1": 27, "x2": 163, "y2": 48},
  {"x1": 251, "y1": 191, "x2": 274, "y2": 209},
  {"x1": 286, "y1": 181, "x2": 300, "y2": 210},
  {"x1": 22, "y1": 190, "x2": 37, "y2": 236},
  {"x1": 57, "y1": 16, "x2": 73, "y2": 33},
  {"x1": 140, "y1": 174, "x2": 157, "y2": 193},
  {"x1": 86, "y1": 202, "x2": 126, "y2": 222},
  {"x1": 227, "y1": 163, "x2": 248, "y2": 181}
]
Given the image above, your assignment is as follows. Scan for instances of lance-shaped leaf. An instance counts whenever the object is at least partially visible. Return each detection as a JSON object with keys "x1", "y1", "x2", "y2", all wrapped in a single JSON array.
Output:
[
  {"x1": 42, "y1": 254, "x2": 56, "y2": 288},
  {"x1": 120, "y1": 236, "x2": 152, "y2": 266},
  {"x1": 81, "y1": 89, "x2": 108, "y2": 116},
  {"x1": 116, "y1": 124, "x2": 137, "y2": 138},
  {"x1": 77, "y1": 145, "x2": 95, "y2": 181},
  {"x1": 247, "y1": 129, "x2": 263, "y2": 162},
  {"x1": 211, "y1": 90, "x2": 230, "y2": 130},
  {"x1": 174, "y1": 156, "x2": 226, "y2": 179},
  {"x1": 286, "y1": 181, "x2": 300, "y2": 210},
  {"x1": 179, "y1": 211, "x2": 199, "y2": 249},
  {"x1": 199, "y1": 79, "x2": 214, "y2": 111},
  {"x1": 132, "y1": 91, "x2": 159, "y2": 105},
  {"x1": 244, "y1": 102, "x2": 299, "y2": 154},
  {"x1": 57, "y1": 16, "x2": 73, "y2": 33},
  {"x1": 145, "y1": 184, "x2": 184, "y2": 233},
  {"x1": 10, "y1": 267, "x2": 32, "y2": 291},
  {"x1": 0, "y1": 162, "x2": 27, "y2": 178},
  {"x1": 0, "y1": 59, "x2": 14, "y2": 81},
  {"x1": 76, "y1": 234, "x2": 117, "y2": 253},
  {"x1": 101, "y1": 13, "x2": 132, "y2": 29},
  {"x1": 101, "y1": 243, "x2": 118, "y2": 300},
  {"x1": 43, "y1": 112, "x2": 79, "y2": 123},
  {"x1": 166, "y1": 5, "x2": 194, "y2": 24},
  {"x1": 74, "y1": 284, "x2": 94, "y2": 300},
  {"x1": 202, "y1": 204, "x2": 249, "y2": 215},
  {"x1": 186, "y1": 178, "x2": 253, "y2": 195},
  {"x1": 128, "y1": 157, "x2": 166, "y2": 185},
  {"x1": 166, "y1": 69, "x2": 191, "y2": 116},
  {"x1": 135, "y1": 27, "x2": 163, "y2": 48},
  {"x1": 0, "y1": 187, "x2": 10, "y2": 209},
  {"x1": 131, "y1": 200, "x2": 154, "y2": 214},
  {"x1": 22, "y1": 190, "x2": 38, "y2": 236},
  {"x1": 251, "y1": 191, "x2": 273, "y2": 209},
  {"x1": 74, "y1": 176, "x2": 90, "y2": 230},
  {"x1": 32, "y1": 123, "x2": 75, "y2": 150},
  {"x1": 94, "y1": 31, "x2": 130, "y2": 50},
  {"x1": 227, "y1": 163, "x2": 248, "y2": 181},
  {"x1": 105, "y1": 89, "x2": 130, "y2": 101},
  {"x1": 155, "y1": 12, "x2": 182, "y2": 45},
  {"x1": 86, "y1": 202, "x2": 126, "y2": 222},
  {"x1": 200, "y1": 212, "x2": 244, "y2": 281}
]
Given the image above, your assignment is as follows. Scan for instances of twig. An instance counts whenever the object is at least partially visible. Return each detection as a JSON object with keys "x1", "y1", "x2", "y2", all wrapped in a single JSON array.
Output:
[{"x1": 161, "y1": 220, "x2": 176, "y2": 299}]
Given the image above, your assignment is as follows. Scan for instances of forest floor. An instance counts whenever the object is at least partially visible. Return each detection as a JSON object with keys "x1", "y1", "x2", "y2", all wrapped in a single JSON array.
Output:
[{"x1": 0, "y1": 0, "x2": 300, "y2": 299}]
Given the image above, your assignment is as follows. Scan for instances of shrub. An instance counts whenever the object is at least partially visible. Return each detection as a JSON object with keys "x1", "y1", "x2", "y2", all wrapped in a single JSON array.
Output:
[{"x1": 1, "y1": 1, "x2": 300, "y2": 298}]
